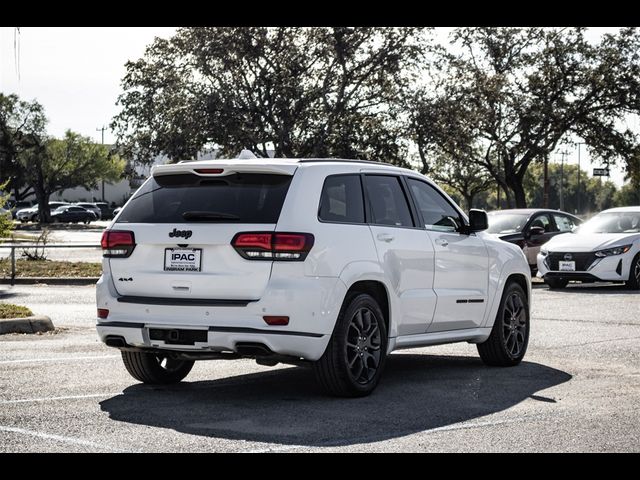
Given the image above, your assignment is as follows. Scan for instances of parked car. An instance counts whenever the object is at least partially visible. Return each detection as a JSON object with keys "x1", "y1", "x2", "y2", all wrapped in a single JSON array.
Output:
[
  {"x1": 94, "y1": 202, "x2": 113, "y2": 220},
  {"x1": 74, "y1": 202, "x2": 102, "y2": 220},
  {"x1": 487, "y1": 208, "x2": 583, "y2": 272},
  {"x1": 51, "y1": 205, "x2": 97, "y2": 224},
  {"x1": 97, "y1": 158, "x2": 531, "y2": 397},
  {"x1": 538, "y1": 206, "x2": 640, "y2": 289},
  {"x1": 8, "y1": 200, "x2": 32, "y2": 219},
  {"x1": 16, "y1": 202, "x2": 71, "y2": 222}
]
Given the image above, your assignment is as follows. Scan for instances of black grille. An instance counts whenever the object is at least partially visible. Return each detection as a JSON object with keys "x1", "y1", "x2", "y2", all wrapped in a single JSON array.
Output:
[
  {"x1": 547, "y1": 252, "x2": 597, "y2": 271},
  {"x1": 149, "y1": 328, "x2": 208, "y2": 345}
]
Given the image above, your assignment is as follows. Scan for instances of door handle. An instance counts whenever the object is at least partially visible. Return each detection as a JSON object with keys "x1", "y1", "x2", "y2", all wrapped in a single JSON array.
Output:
[
  {"x1": 376, "y1": 233, "x2": 395, "y2": 243},
  {"x1": 435, "y1": 239, "x2": 449, "y2": 247}
]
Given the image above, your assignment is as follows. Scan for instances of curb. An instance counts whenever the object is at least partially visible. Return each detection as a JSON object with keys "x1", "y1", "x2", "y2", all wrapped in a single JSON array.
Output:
[
  {"x1": 0, "y1": 315, "x2": 55, "y2": 334},
  {"x1": 0, "y1": 277, "x2": 99, "y2": 285}
]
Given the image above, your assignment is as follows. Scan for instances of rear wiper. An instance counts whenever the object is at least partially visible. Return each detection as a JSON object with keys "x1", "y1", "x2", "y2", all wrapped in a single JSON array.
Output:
[{"x1": 182, "y1": 211, "x2": 240, "y2": 221}]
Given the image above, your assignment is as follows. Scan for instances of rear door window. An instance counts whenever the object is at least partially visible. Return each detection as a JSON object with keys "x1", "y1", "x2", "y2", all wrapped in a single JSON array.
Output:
[
  {"x1": 318, "y1": 175, "x2": 365, "y2": 223},
  {"x1": 117, "y1": 173, "x2": 292, "y2": 224},
  {"x1": 364, "y1": 175, "x2": 414, "y2": 227}
]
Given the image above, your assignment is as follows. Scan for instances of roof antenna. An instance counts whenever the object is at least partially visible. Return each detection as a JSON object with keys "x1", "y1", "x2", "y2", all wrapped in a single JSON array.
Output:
[{"x1": 237, "y1": 149, "x2": 257, "y2": 159}]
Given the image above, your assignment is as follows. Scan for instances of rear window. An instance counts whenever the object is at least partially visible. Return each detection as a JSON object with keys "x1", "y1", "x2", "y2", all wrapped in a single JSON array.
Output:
[{"x1": 117, "y1": 173, "x2": 292, "y2": 224}]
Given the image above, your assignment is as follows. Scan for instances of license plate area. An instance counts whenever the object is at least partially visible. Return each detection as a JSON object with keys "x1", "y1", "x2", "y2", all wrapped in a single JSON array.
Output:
[
  {"x1": 149, "y1": 328, "x2": 208, "y2": 345},
  {"x1": 559, "y1": 260, "x2": 576, "y2": 271},
  {"x1": 164, "y1": 248, "x2": 202, "y2": 272}
]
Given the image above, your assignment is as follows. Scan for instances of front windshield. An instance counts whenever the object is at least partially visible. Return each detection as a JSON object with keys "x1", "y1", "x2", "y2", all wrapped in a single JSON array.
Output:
[
  {"x1": 487, "y1": 213, "x2": 529, "y2": 234},
  {"x1": 578, "y1": 212, "x2": 640, "y2": 234}
]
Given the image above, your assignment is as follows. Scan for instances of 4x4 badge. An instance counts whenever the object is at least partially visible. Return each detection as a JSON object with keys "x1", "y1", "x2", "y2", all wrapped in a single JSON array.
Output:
[{"x1": 169, "y1": 228, "x2": 192, "y2": 239}]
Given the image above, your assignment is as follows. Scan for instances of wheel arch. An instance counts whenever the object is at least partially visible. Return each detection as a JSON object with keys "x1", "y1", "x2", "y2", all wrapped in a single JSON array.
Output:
[
  {"x1": 506, "y1": 273, "x2": 529, "y2": 304},
  {"x1": 341, "y1": 280, "x2": 390, "y2": 339}
]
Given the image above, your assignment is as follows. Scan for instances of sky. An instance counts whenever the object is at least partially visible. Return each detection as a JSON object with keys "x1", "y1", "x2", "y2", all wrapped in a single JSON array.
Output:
[{"x1": 0, "y1": 26, "x2": 630, "y2": 186}]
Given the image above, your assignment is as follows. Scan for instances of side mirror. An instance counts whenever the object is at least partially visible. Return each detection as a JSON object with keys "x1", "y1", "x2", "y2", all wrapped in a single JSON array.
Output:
[
  {"x1": 529, "y1": 226, "x2": 545, "y2": 237},
  {"x1": 468, "y1": 209, "x2": 488, "y2": 232}
]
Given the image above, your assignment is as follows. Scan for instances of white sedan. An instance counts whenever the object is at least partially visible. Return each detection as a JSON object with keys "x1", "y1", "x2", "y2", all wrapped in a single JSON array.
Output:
[{"x1": 537, "y1": 206, "x2": 640, "y2": 289}]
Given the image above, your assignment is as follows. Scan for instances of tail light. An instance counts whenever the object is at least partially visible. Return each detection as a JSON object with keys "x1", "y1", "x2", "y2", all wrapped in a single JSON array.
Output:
[
  {"x1": 232, "y1": 232, "x2": 314, "y2": 261},
  {"x1": 97, "y1": 308, "x2": 109, "y2": 319},
  {"x1": 101, "y1": 230, "x2": 136, "y2": 258}
]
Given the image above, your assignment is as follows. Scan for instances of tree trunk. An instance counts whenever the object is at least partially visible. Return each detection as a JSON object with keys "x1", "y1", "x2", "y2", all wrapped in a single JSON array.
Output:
[
  {"x1": 33, "y1": 188, "x2": 51, "y2": 224},
  {"x1": 508, "y1": 178, "x2": 528, "y2": 208},
  {"x1": 463, "y1": 193, "x2": 474, "y2": 211}
]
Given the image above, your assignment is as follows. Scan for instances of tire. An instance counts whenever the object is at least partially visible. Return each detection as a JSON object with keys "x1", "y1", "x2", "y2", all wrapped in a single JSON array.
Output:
[
  {"x1": 313, "y1": 293, "x2": 388, "y2": 397},
  {"x1": 121, "y1": 351, "x2": 194, "y2": 384},
  {"x1": 477, "y1": 282, "x2": 530, "y2": 367},
  {"x1": 626, "y1": 253, "x2": 640, "y2": 290},
  {"x1": 544, "y1": 277, "x2": 569, "y2": 289}
]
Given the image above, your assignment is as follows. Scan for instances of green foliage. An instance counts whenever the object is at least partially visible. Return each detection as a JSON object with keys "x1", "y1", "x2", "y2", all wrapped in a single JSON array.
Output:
[
  {"x1": 0, "y1": 181, "x2": 13, "y2": 238},
  {"x1": 112, "y1": 27, "x2": 429, "y2": 165},
  {"x1": 20, "y1": 130, "x2": 125, "y2": 222},
  {"x1": 408, "y1": 27, "x2": 640, "y2": 208},
  {"x1": 0, "y1": 93, "x2": 47, "y2": 201}
]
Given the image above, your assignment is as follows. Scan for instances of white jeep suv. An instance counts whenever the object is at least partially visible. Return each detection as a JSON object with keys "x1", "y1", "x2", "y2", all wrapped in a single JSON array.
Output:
[{"x1": 96, "y1": 158, "x2": 531, "y2": 397}]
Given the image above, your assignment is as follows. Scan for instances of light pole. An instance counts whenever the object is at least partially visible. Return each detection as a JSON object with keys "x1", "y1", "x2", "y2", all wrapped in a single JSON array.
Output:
[{"x1": 96, "y1": 126, "x2": 106, "y2": 202}]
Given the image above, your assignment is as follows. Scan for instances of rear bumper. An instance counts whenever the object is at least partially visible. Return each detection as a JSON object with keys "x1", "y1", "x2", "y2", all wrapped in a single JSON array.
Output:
[
  {"x1": 95, "y1": 272, "x2": 345, "y2": 361},
  {"x1": 96, "y1": 322, "x2": 329, "y2": 361}
]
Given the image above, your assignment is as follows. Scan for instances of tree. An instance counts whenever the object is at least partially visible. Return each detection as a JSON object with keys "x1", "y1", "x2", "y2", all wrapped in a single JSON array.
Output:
[
  {"x1": 614, "y1": 182, "x2": 640, "y2": 206},
  {"x1": 20, "y1": 130, "x2": 125, "y2": 222},
  {"x1": 0, "y1": 93, "x2": 47, "y2": 201},
  {"x1": 112, "y1": 27, "x2": 427, "y2": 166},
  {"x1": 415, "y1": 27, "x2": 640, "y2": 208}
]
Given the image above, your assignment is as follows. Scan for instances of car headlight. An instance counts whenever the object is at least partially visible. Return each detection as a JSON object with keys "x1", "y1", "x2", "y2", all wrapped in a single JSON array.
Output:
[
  {"x1": 595, "y1": 244, "x2": 632, "y2": 257},
  {"x1": 540, "y1": 248, "x2": 548, "y2": 256}
]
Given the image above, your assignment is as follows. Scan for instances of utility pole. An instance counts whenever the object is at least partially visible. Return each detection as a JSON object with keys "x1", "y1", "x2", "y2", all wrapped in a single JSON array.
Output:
[
  {"x1": 576, "y1": 142, "x2": 584, "y2": 215},
  {"x1": 558, "y1": 149, "x2": 569, "y2": 211},
  {"x1": 96, "y1": 126, "x2": 106, "y2": 202},
  {"x1": 543, "y1": 153, "x2": 549, "y2": 209}
]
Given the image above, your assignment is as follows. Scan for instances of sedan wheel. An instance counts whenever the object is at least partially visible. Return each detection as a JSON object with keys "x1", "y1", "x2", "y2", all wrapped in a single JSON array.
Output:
[{"x1": 626, "y1": 254, "x2": 640, "y2": 290}]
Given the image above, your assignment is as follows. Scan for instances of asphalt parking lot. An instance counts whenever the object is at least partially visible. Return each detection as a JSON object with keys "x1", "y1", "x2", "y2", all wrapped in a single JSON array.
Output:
[{"x1": 0, "y1": 283, "x2": 639, "y2": 452}]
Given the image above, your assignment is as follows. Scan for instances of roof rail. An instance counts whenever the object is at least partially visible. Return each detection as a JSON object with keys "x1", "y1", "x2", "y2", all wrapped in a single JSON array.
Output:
[{"x1": 298, "y1": 158, "x2": 396, "y2": 166}]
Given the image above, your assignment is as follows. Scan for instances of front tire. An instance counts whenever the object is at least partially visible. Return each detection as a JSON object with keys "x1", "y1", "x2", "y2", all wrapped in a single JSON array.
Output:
[
  {"x1": 121, "y1": 351, "x2": 194, "y2": 384},
  {"x1": 313, "y1": 293, "x2": 388, "y2": 397},
  {"x1": 477, "y1": 282, "x2": 529, "y2": 367},
  {"x1": 545, "y1": 277, "x2": 569, "y2": 289},
  {"x1": 626, "y1": 253, "x2": 640, "y2": 290}
]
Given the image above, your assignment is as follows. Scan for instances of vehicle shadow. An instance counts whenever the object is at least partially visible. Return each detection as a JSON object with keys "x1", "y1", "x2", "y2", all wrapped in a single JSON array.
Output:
[{"x1": 100, "y1": 354, "x2": 571, "y2": 447}]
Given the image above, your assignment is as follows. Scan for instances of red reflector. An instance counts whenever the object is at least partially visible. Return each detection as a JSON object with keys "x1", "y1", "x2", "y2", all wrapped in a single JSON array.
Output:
[
  {"x1": 194, "y1": 168, "x2": 224, "y2": 174},
  {"x1": 101, "y1": 230, "x2": 135, "y2": 248},
  {"x1": 263, "y1": 316, "x2": 289, "y2": 326},
  {"x1": 97, "y1": 308, "x2": 109, "y2": 319},
  {"x1": 233, "y1": 233, "x2": 272, "y2": 250},
  {"x1": 273, "y1": 233, "x2": 307, "y2": 251}
]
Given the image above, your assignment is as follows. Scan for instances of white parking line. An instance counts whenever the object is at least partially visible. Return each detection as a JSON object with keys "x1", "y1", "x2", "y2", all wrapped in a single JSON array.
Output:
[
  {"x1": 0, "y1": 355, "x2": 119, "y2": 365},
  {"x1": 0, "y1": 425, "x2": 127, "y2": 452},
  {"x1": 0, "y1": 393, "x2": 120, "y2": 405}
]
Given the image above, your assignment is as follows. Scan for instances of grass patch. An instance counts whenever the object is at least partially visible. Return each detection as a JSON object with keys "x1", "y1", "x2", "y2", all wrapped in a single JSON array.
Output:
[
  {"x1": 0, "y1": 259, "x2": 102, "y2": 278},
  {"x1": 0, "y1": 303, "x2": 33, "y2": 319}
]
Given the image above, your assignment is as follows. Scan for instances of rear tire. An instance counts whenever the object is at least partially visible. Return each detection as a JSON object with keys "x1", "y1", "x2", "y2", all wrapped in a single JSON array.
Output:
[
  {"x1": 313, "y1": 293, "x2": 388, "y2": 397},
  {"x1": 544, "y1": 277, "x2": 569, "y2": 289},
  {"x1": 121, "y1": 351, "x2": 194, "y2": 384},
  {"x1": 477, "y1": 282, "x2": 529, "y2": 367},
  {"x1": 626, "y1": 253, "x2": 640, "y2": 290}
]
